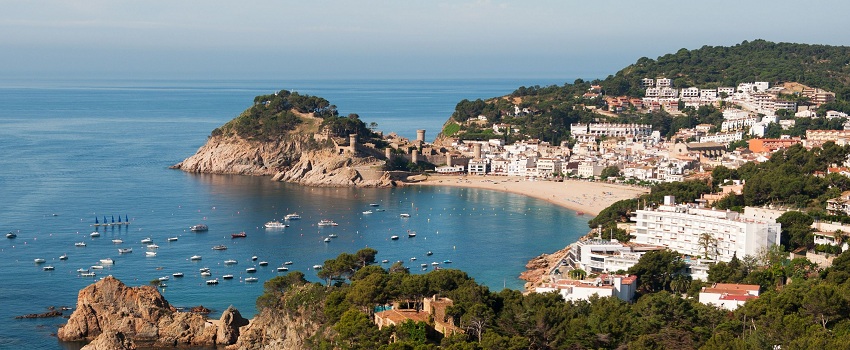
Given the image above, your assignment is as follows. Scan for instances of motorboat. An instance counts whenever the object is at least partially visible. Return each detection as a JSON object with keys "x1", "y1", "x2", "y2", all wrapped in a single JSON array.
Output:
[
  {"x1": 246, "y1": 267, "x2": 257, "y2": 273},
  {"x1": 390, "y1": 235, "x2": 399, "y2": 240},
  {"x1": 258, "y1": 261, "x2": 268, "y2": 266},
  {"x1": 317, "y1": 219, "x2": 338, "y2": 227},
  {"x1": 245, "y1": 277, "x2": 259, "y2": 282},
  {"x1": 410, "y1": 257, "x2": 417, "y2": 261},
  {"x1": 231, "y1": 232, "x2": 247, "y2": 238},
  {"x1": 90, "y1": 231, "x2": 100, "y2": 237},
  {"x1": 222, "y1": 274, "x2": 234, "y2": 279},
  {"x1": 140, "y1": 238, "x2": 152, "y2": 244},
  {"x1": 75, "y1": 242, "x2": 87, "y2": 247},
  {"x1": 421, "y1": 263, "x2": 428, "y2": 268},
  {"x1": 324, "y1": 237, "x2": 331, "y2": 242},
  {"x1": 100, "y1": 258, "x2": 114, "y2": 265},
  {"x1": 431, "y1": 262, "x2": 440, "y2": 266},
  {"x1": 77, "y1": 268, "x2": 89, "y2": 273},
  {"x1": 118, "y1": 248, "x2": 133, "y2": 254},
  {"x1": 167, "y1": 237, "x2": 178, "y2": 242},
  {"x1": 277, "y1": 266, "x2": 289, "y2": 272},
  {"x1": 328, "y1": 233, "x2": 338, "y2": 238},
  {"x1": 264, "y1": 221, "x2": 289, "y2": 228},
  {"x1": 59, "y1": 254, "x2": 68, "y2": 260},
  {"x1": 147, "y1": 244, "x2": 159, "y2": 249},
  {"x1": 190, "y1": 255, "x2": 202, "y2": 260},
  {"x1": 172, "y1": 272, "x2": 184, "y2": 278},
  {"x1": 251, "y1": 256, "x2": 258, "y2": 261},
  {"x1": 190, "y1": 224, "x2": 208, "y2": 232},
  {"x1": 43, "y1": 266, "x2": 54, "y2": 271},
  {"x1": 81, "y1": 272, "x2": 96, "y2": 277},
  {"x1": 426, "y1": 251, "x2": 433, "y2": 256},
  {"x1": 91, "y1": 265, "x2": 104, "y2": 269},
  {"x1": 201, "y1": 271, "x2": 212, "y2": 277},
  {"x1": 312, "y1": 265, "x2": 323, "y2": 270},
  {"x1": 6, "y1": 232, "x2": 16, "y2": 239},
  {"x1": 399, "y1": 213, "x2": 410, "y2": 218},
  {"x1": 369, "y1": 203, "x2": 380, "y2": 207},
  {"x1": 212, "y1": 245, "x2": 227, "y2": 250},
  {"x1": 407, "y1": 230, "x2": 416, "y2": 237},
  {"x1": 159, "y1": 283, "x2": 168, "y2": 288},
  {"x1": 206, "y1": 279, "x2": 218, "y2": 285},
  {"x1": 381, "y1": 259, "x2": 389, "y2": 263},
  {"x1": 145, "y1": 252, "x2": 157, "y2": 257},
  {"x1": 374, "y1": 208, "x2": 385, "y2": 212},
  {"x1": 112, "y1": 239, "x2": 123, "y2": 244},
  {"x1": 224, "y1": 259, "x2": 237, "y2": 265},
  {"x1": 199, "y1": 267, "x2": 210, "y2": 273},
  {"x1": 362, "y1": 210, "x2": 373, "y2": 215},
  {"x1": 158, "y1": 276, "x2": 169, "y2": 281},
  {"x1": 283, "y1": 261, "x2": 293, "y2": 265},
  {"x1": 284, "y1": 213, "x2": 301, "y2": 221},
  {"x1": 443, "y1": 260, "x2": 453, "y2": 264}
]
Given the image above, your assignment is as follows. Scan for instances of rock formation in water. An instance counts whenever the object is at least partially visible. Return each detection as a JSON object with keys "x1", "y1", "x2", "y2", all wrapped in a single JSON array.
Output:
[{"x1": 57, "y1": 276, "x2": 242, "y2": 348}]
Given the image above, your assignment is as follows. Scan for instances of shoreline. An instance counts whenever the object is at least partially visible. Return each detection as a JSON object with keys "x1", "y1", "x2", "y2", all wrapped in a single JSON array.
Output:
[{"x1": 407, "y1": 175, "x2": 649, "y2": 216}]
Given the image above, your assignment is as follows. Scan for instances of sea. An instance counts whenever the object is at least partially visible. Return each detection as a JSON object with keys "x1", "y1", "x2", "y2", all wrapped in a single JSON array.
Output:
[{"x1": 0, "y1": 78, "x2": 590, "y2": 349}]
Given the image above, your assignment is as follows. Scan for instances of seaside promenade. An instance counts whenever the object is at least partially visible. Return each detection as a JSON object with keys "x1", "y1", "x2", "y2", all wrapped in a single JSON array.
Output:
[{"x1": 410, "y1": 175, "x2": 649, "y2": 216}]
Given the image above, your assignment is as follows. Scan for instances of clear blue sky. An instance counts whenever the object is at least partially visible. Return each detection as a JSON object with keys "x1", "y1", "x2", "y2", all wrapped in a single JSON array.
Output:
[{"x1": 2, "y1": 0, "x2": 849, "y2": 81}]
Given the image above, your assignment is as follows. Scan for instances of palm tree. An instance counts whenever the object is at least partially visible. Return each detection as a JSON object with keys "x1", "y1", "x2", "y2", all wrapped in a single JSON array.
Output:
[
  {"x1": 698, "y1": 232, "x2": 719, "y2": 259},
  {"x1": 569, "y1": 269, "x2": 587, "y2": 280}
]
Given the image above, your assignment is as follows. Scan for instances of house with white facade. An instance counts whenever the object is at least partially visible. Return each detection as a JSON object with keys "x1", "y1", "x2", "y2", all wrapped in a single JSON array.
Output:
[
  {"x1": 631, "y1": 196, "x2": 782, "y2": 262},
  {"x1": 698, "y1": 283, "x2": 760, "y2": 311},
  {"x1": 536, "y1": 274, "x2": 637, "y2": 302}
]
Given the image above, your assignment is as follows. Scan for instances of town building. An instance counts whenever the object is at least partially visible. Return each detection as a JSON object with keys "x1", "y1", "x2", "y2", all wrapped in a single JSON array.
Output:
[
  {"x1": 698, "y1": 283, "x2": 760, "y2": 311},
  {"x1": 535, "y1": 274, "x2": 637, "y2": 302},
  {"x1": 374, "y1": 296, "x2": 463, "y2": 336},
  {"x1": 748, "y1": 137, "x2": 803, "y2": 153}
]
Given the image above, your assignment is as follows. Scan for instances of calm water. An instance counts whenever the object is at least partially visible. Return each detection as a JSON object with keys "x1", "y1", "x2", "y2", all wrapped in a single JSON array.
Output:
[{"x1": 0, "y1": 78, "x2": 588, "y2": 349}]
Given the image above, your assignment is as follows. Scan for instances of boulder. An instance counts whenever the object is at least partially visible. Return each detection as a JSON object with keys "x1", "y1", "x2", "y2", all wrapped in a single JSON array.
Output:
[
  {"x1": 80, "y1": 331, "x2": 135, "y2": 350},
  {"x1": 217, "y1": 306, "x2": 250, "y2": 344}
]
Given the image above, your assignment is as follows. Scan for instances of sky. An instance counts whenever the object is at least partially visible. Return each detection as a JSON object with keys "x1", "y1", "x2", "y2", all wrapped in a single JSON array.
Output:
[{"x1": 2, "y1": 0, "x2": 849, "y2": 81}]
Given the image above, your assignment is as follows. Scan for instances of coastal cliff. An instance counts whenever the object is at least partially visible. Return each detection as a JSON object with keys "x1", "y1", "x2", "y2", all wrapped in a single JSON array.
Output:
[{"x1": 57, "y1": 276, "x2": 244, "y2": 348}]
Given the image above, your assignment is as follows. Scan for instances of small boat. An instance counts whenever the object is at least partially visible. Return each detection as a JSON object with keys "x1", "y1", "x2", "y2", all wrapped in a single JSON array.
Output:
[
  {"x1": 231, "y1": 232, "x2": 247, "y2": 238},
  {"x1": 206, "y1": 279, "x2": 218, "y2": 285},
  {"x1": 284, "y1": 213, "x2": 301, "y2": 221},
  {"x1": 119, "y1": 248, "x2": 133, "y2": 254},
  {"x1": 374, "y1": 208, "x2": 385, "y2": 212},
  {"x1": 222, "y1": 274, "x2": 234, "y2": 279},
  {"x1": 328, "y1": 233, "x2": 338, "y2": 238},
  {"x1": 146, "y1": 252, "x2": 157, "y2": 257},
  {"x1": 34, "y1": 258, "x2": 46, "y2": 264},
  {"x1": 100, "y1": 258, "x2": 114, "y2": 265},
  {"x1": 90, "y1": 231, "x2": 100, "y2": 237},
  {"x1": 421, "y1": 263, "x2": 427, "y2": 268},
  {"x1": 147, "y1": 244, "x2": 159, "y2": 249},
  {"x1": 251, "y1": 256, "x2": 258, "y2": 261},
  {"x1": 370, "y1": 203, "x2": 380, "y2": 207},
  {"x1": 75, "y1": 242, "x2": 87, "y2": 247},
  {"x1": 410, "y1": 257, "x2": 416, "y2": 261},
  {"x1": 313, "y1": 265, "x2": 323, "y2": 270},
  {"x1": 6, "y1": 232, "x2": 16, "y2": 239},
  {"x1": 390, "y1": 235, "x2": 399, "y2": 240},
  {"x1": 91, "y1": 265, "x2": 104, "y2": 269},
  {"x1": 224, "y1": 259, "x2": 237, "y2": 265},
  {"x1": 167, "y1": 237, "x2": 178, "y2": 242},
  {"x1": 443, "y1": 260, "x2": 452, "y2": 264},
  {"x1": 94, "y1": 217, "x2": 100, "y2": 226},
  {"x1": 362, "y1": 210, "x2": 373, "y2": 215},
  {"x1": 112, "y1": 239, "x2": 123, "y2": 244},
  {"x1": 212, "y1": 245, "x2": 227, "y2": 250},
  {"x1": 324, "y1": 237, "x2": 331, "y2": 242},
  {"x1": 190, "y1": 255, "x2": 202, "y2": 260},
  {"x1": 81, "y1": 272, "x2": 96, "y2": 277},
  {"x1": 141, "y1": 238, "x2": 152, "y2": 244},
  {"x1": 43, "y1": 266, "x2": 54, "y2": 271},
  {"x1": 277, "y1": 266, "x2": 289, "y2": 272},
  {"x1": 201, "y1": 271, "x2": 212, "y2": 277},
  {"x1": 77, "y1": 268, "x2": 88, "y2": 273},
  {"x1": 576, "y1": 211, "x2": 585, "y2": 216},
  {"x1": 158, "y1": 276, "x2": 169, "y2": 281},
  {"x1": 59, "y1": 254, "x2": 68, "y2": 260},
  {"x1": 407, "y1": 230, "x2": 416, "y2": 237},
  {"x1": 264, "y1": 221, "x2": 289, "y2": 228},
  {"x1": 431, "y1": 262, "x2": 440, "y2": 265},
  {"x1": 381, "y1": 259, "x2": 389, "y2": 263},
  {"x1": 245, "y1": 277, "x2": 259, "y2": 282},
  {"x1": 159, "y1": 283, "x2": 168, "y2": 288},
  {"x1": 199, "y1": 267, "x2": 210, "y2": 273},
  {"x1": 246, "y1": 267, "x2": 257, "y2": 273},
  {"x1": 172, "y1": 272, "x2": 184, "y2": 278},
  {"x1": 190, "y1": 224, "x2": 209, "y2": 232},
  {"x1": 426, "y1": 251, "x2": 433, "y2": 256},
  {"x1": 317, "y1": 219, "x2": 338, "y2": 227},
  {"x1": 258, "y1": 261, "x2": 268, "y2": 266},
  {"x1": 399, "y1": 213, "x2": 410, "y2": 218},
  {"x1": 283, "y1": 261, "x2": 293, "y2": 265}
]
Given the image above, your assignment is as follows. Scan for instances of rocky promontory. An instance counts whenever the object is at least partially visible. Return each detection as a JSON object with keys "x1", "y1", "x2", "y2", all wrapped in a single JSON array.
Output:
[{"x1": 57, "y1": 276, "x2": 245, "y2": 348}]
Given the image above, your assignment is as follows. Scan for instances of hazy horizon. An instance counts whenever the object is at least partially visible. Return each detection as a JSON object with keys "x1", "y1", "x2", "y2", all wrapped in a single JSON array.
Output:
[{"x1": 3, "y1": 1, "x2": 849, "y2": 82}]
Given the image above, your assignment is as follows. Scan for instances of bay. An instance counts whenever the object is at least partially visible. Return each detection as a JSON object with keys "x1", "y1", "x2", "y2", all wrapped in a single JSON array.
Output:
[{"x1": 0, "y1": 78, "x2": 587, "y2": 349}]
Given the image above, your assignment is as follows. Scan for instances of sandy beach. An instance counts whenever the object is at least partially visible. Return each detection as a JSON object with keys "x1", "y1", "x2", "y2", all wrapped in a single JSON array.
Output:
[{"x1": 409, "y1": 175, "x2": 648, "y2": 216}]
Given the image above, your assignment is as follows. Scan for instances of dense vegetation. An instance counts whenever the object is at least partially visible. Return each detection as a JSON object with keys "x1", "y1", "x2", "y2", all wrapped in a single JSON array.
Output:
[
  {"x1": 213, "y1": 90, "x2": 376, "y2": 142},
  {"x1": 445, "y1": 40, "x2": 850, "y2": 142},
  {"x1": 255, "y1": 246, "x2": 850, "y2": 349}
]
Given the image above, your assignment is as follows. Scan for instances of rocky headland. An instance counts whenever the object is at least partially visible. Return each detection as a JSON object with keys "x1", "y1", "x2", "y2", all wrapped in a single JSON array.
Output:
[{"x1": 57, "y1": 276, "x2": 247, "y2": 349}]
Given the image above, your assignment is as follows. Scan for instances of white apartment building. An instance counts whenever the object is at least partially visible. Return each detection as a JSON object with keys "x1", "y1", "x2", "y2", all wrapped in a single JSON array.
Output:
[
  {"x1": 659, "y1": 87, "x2": 678, "y2": 98},
  {"x1": 717, "y1": 87, "x2": 736, "y2": 96},
  {"x1": 700, "y1": 89, "x2": 718, "y2": 100},
  {"x1": 536, "y1": 158, "x2": 563, "y2": 177},
  {"x1": 467, "y1": 159, "x2": 489, "y2": 175},
  {"x1": 577, "y1": 161, "x2": 606, "y2": 178},
  {"x1": 490, "y1": 158, "x2": 510, "y2": 176},
  {"x1": 435, "y1": 165, "x2": 466, "y2": 174},
  {"x1": 680, "y1": 87, "x2": 700, "y2": 98},
  {"x1": 571, "y1": 123, "x2": 653, "y2": 139},
  {"x1": 645, "y1": 87, "x2": 660, "y2": 98},
  {"x1": 721, "y1": 115, "x2": 759, "y2": 132},
  {"x1": 656, "y1": 78, "x2": 672, "y2": 88},
  {"x1": 699, "y1": 132, "x2": 743, "y2": 144},
  {"x1": 641, "y1": 78, "x2": 655, "y2": 88},
  {"x1": 631, "y1": 196, "x2": 781, "y2": 262},
  {"x1": 507, "y1": 158, "x2": 534, "y2": 177}
]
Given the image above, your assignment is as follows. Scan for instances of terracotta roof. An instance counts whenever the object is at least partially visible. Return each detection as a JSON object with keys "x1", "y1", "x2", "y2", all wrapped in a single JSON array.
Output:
[{"x1": 375, "y1": 309, "x2": 430, "y2": 324}]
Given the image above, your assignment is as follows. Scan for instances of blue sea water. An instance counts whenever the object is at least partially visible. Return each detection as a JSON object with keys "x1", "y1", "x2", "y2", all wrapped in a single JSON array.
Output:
[{"x1": 0, "y1": 78, "x2": 589, "y2": 349}]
